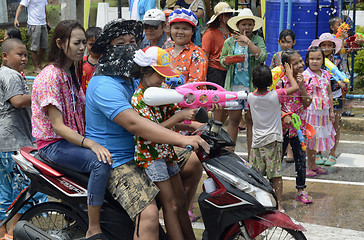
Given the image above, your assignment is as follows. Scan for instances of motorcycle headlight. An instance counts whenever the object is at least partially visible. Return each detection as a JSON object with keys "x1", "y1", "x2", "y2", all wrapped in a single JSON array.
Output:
[{"x1": 203, "y1": 163, "x2": 276, "y2": 208}]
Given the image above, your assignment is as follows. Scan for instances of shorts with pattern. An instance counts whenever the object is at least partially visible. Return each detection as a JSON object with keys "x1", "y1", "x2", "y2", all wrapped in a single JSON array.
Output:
[
  {"x1": 107, "y1": 160, "x2": 159, "y2": 220},
  {"x1": 249, "y1": 141, "x2": 282, "y2": 179},
  {"x1": 225, "y1": 85, "x2": 250, "y2": 110},
  {"x1": 27, "y1": 25, "x2": 48, "y2": 51}
]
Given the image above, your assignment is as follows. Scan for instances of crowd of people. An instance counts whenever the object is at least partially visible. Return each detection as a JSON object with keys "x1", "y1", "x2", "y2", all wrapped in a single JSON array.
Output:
[{"x1": 1, "y1": 0, "x2": 363, "y2": 239}]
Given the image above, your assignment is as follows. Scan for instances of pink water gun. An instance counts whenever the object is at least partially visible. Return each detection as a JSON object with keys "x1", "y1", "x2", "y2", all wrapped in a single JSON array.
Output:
[{"x1": 144, "y1": 82, "x2": 248, "y2": 112}]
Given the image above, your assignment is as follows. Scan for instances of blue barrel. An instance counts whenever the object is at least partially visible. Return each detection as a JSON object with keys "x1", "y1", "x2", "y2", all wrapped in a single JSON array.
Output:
[{"x1": 265, "y1": 0, "x2": 339, "y2": 66}]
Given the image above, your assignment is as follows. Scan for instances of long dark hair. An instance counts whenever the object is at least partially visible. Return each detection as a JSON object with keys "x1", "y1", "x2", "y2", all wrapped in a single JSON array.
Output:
[{"x1": 48, "y1": 20, "x2": 85, "y2": 91}]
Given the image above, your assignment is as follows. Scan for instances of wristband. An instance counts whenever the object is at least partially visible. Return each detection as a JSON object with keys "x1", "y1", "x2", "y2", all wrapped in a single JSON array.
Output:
[{"x1": 81, "y1": 137, "x2": 86, "y2": 148}]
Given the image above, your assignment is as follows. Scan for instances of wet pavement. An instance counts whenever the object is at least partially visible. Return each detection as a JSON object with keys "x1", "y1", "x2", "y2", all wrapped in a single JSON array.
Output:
[{"x1": 189, "y1": 126, "x2": 364, "y2": 239}]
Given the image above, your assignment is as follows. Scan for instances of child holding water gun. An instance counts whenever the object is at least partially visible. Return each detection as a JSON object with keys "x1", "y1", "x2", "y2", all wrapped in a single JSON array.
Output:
[
  {"x1": 303, "y1": 46, "x2": 336, "y2": 177},
  {"x1": 248, "y1": 63, "x2": 298, "y2": 211},
  {"x1": 311, "y1": 33, "x2": 345, "y2": 166},
  {"x1": 277, "y1": 48, "x2": 313, "y2": 203},
  {"x1": 131, "y1": 46, "x2": 197, "y2": 240},
  {"x1": 270, "y1": 29, "x2": 296, "y2": 69}
]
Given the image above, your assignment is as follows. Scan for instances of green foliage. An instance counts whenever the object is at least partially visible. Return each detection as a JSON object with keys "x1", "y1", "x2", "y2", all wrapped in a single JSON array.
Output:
[{"x1": 354, "y1": 49, "x2": 364, "y2": 76}]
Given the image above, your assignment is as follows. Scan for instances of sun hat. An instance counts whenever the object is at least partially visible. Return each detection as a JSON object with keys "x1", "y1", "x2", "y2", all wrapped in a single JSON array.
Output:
[
  {"x1": 206, "y1": 2, "x2": 236, "y2": 25},
  {"x1": 311, "y1": 33, "x2": 343, "y2": 54},
  {"x1": 91, "y1": 19, "x2": 143, "y2": 55},
  {"x1": 227, "y1": 8, "x2": 263, "y2": 32},
  {"x1": 133, "y1": 46, "x2": 180, "y2": 78},
  {"x1": 169, "y1": 8, "x2": 198, "y2": 28},
  {"x1": 143, "y1": 9, "x2": 166, "y2": 26}
]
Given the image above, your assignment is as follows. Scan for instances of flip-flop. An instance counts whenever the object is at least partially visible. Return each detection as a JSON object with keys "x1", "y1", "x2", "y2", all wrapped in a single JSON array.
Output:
[
  {"x1": 315, "y1": 155, "x2": 324, "y2": 165},
  {"x1": 188, "y1": 210, "x2": 197, "y2": 222},
  {"x1": 296, "y1": 191, "x2": 313, "y2": 204},
  {"x1": 325, "y1": 155, "x2": 337, "y2": 166},
  {"x1": 313, "y1": 167, "x2": 327, "y2": 174},
  {"x1": 306, "y1": 169, "x2": 317, "y2": 177}
]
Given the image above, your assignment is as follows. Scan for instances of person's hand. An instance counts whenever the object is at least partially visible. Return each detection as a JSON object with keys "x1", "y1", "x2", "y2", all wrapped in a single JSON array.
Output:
[
  {"x1": 222, "y1": 58, "x2": 233, "y2": 66},
  {"x1": 338, "y1": 81, "x2": 347, "y2": 89},
  {"x1": 329, "y1": 110, "x2": 335, "y2": 124},
  {"x1": 284, "y1": 62, "x2": 294, "y2": 79},
  {"x1": 296, "y1": 73, "x2": 304, "y2": 86},
  {"x1": 14, "y1": 19, "x2": 19, "y2": 28},
  {"x1": 355, "y1": 36, "x2": 364, "y2": 46},
  {"x1": 283, "y1": 114, "x2": 292, "y2": 125},
  {"x1": 232, "y1": 31, "x2": 250, "y2": 45},
  {"x1": 340, "y1": 29, "x2": 348, "y2": 40},
  {"x1": 89, "y1": 140, "x2": 113, "y2": 165},
  {"x1": 210, "y1": 103, "x2": 223, "y2": 111},
  {"x1": 181, "y1": 135, "x2": 210, "y2": 154},
  {"x1": 177, "y1": 108, "x2": 196, "y2": 122}
]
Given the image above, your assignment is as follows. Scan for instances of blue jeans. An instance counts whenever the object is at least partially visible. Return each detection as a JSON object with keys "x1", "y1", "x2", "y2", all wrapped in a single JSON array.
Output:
[{"x1": 39, "y1": 140, "x2": 111, "y2": 206}]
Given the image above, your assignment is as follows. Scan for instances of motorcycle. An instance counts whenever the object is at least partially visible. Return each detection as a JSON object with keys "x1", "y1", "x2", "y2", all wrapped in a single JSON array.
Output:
[
  {"x1": 5, "y1": 108, "x2": 306, "y2": 240},
  {"x1": 0, "y1": 148, "x2": 167, "y2": 240}
]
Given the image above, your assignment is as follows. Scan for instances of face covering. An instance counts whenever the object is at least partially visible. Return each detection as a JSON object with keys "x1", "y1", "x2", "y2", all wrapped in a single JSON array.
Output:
[{"x1": 94, "y1": 44, "x2": 138, "y2": 78}]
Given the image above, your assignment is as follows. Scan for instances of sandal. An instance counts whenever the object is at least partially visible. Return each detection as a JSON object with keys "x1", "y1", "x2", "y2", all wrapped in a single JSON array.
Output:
[
  {"x1": 315, "y1": 155, "x2": 324, "y2": 165},
  {"x1": 0, "y1": 234, "x2": 13, "y2": 240},
  {"x1": 325, "y1": 155, "x2": 337, "y2": 166},
  {"x1": 296, "y1": 191, "x2": 313, "y2": 204},
  {"x1": 188, "y1": 210, "x2": 197, "y2": 222},
  {"x1": 306, "y1": 169, "x2": 317, "y2": 177},
  {"x1": 313, "y1": 167, "x2": 327, "y2": 174}
]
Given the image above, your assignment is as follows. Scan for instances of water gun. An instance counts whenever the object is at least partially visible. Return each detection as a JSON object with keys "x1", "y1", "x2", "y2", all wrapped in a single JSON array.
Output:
[
  {"x1": 335, "y1": 20, "x2": 350, "y2": 39},
  {"x1": 291, "y1": 113, "x2": 306, "y2": 151},
  {"x1": 269, "y1": 66, "x2": 284, "y2": 91},
  {"x1": 345, "y1": 33, "x2": 364, "y2": 51},
  {"x1": 354, "y1": 32, "x2": 364, "y2": 39},
  {"x1": 144, "y1": 82, "x2": 248, "y2": 110},
  {"x1": 165, "y1": 74, "x2": 186, "y2": 88},
  {"x1": 324, "y1": 58, "x2": 350, "y2": 86}
]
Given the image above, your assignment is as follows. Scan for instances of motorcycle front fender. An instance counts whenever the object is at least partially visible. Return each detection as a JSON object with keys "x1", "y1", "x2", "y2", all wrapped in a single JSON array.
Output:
[
  {"x1": 244, "y1": 211, "x2": 306, "y2": 239},
  {"x1": 0, "y1": 186, "x2": 36, "y2": 228}
]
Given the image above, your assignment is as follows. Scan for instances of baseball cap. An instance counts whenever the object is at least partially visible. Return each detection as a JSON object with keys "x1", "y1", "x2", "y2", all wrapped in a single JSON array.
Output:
[
  {"x1": 134, "y1": 46, "x2": 180, "y2": 78},
  {"x1": 143, "y1": 9, "x2": 166, "y2": 26}
]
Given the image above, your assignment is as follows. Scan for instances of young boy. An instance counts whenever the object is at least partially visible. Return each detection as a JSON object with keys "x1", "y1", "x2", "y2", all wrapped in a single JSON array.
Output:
[
  {"x1": 80, "y1": 26, "x2": 102, "y2": 93},
  {"x1": 0, "y1": 38, "x2": 32, "y2": 240},
  {"x1": 278, "y1": 48, "x2": 313, "y2": 203},
  {"x1": 270, "y1": 29, "x2": 296, "y2": 69},
  {"x1": 247, "y1": 63, "x2": 298, "y2": 211}
]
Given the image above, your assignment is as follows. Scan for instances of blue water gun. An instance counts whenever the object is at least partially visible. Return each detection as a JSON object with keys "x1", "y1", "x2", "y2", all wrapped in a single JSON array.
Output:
[
  {"x1": 324, "y1": 58, "x2": 350, "y2": 85},
  {"x1": 165, "y1": 75, "x2": 186, "y2": 88}
]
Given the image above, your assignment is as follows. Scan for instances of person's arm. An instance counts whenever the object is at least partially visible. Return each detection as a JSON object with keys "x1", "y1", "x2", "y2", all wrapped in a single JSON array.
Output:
[
  {"x1": 113, "y1": 108, "x2": 209, "y2": 152},
  {"x1": 201, "y1": 30, "x2": 211, "y2": 59},
  {"x1": 194, "y1": 9, "x2": 204, "y2": 19},
  {"x1": 232, "y1": 32, "x2": 263, "y2": 59},
  {"x1": 9, "y1": 94, "x2": 31, "y2": 108},
  {"x1": 327, "y1": 80, "x2": 335, "y2": 124},
  {"x1": 45, "y1": 6, "x2": 50, "y2": 28},
  {"x1": 14, "y1": 4, "x2": 25, "y2": 28},
  {"x1": 47, "y1": 105, "x2": 113, "y2": 164},
  {"x1": 161, "y1": 108, "x2": 196, "y2": 129},
  {"x1": 283, "y1": 63, "x2": 299, "y2": 95},
  {"x1": 220, "y1": 38, "x2": 232, "y2": 67},
  {"x1": 296, "y1": 73, "x2": 312, "y2": 108}
]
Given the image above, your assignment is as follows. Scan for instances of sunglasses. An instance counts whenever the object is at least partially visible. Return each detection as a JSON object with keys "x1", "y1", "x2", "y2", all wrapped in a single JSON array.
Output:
[{"x1": 143, "y1": 24, "x2": 160, "y2": 30}]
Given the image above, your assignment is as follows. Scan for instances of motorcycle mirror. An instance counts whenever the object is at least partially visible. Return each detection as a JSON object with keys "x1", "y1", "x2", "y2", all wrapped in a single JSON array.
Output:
[{"x1": 195, "y1": 107, "x2": 209, "y2": 123}]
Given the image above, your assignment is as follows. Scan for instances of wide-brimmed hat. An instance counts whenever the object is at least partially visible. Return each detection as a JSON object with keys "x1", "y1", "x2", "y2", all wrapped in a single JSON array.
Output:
[
  {"x1": 91, "y1": 19, "x2": 143, "y2": 55},
  {"x1": 311, "y1": 33, "x2": 343, "y2": 54},
  {"x1": 169, "y1": 8, "x2": 198, "y2": 28},
  {"x1": 143, "y1": 9, "x2": 166, "y2": 26},
  {"x1": 207, "y1": 2, "x2": 236, "y2": 25},
  {"x1": 134, "y1": 46, "x2": 180, "y2": 78},
  {"x1": 227, "y1": 8, "x2": 263, "y2": 32}
]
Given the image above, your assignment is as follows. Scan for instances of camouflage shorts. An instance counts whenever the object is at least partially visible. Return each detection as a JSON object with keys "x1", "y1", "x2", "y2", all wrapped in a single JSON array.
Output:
[
  {"x1": 249, "y1": 141, "x2": 282, "y2": 179},
  {"x1": 174, "y1": 147, "x2": 193, "y2": 170},
  {"x1": 107, "y1": 161, "x2": 159, "y2": 220}
]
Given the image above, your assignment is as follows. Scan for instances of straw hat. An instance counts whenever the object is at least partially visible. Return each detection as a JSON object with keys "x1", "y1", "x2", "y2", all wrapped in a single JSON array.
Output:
[
  {"x1": 206, "y1": 2, "x2": 236, "y2": 25},
  {"x1": 311, "y1": 33, "x2": 343, "y2": 54},
  {"x1": 227, "y1": 8, "x2": 263, "y2": 32}
]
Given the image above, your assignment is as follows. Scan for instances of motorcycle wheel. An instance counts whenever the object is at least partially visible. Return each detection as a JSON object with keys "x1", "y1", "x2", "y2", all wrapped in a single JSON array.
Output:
[
  {"x1": 20, "y1": 202, "x2": 87, "y2": 240},
  {"x1": 233, "y1": 227, "x2": 307, "y2": 240}
]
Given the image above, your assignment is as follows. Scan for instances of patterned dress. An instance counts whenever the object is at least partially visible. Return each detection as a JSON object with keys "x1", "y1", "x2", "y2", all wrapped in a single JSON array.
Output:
[
  {"x1": 131, "y1": 83, "x2": 180, "y2": 169},
  {"x1": 303, "y1": 68, "x2": 336, "y2": 151}
]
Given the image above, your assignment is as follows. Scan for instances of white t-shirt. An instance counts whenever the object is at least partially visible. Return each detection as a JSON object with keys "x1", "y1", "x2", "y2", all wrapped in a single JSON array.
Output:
[
  {"x1": 20, "y1": 0, "x2": 48, "y2": 25},
  {"x1": 247, "y1": 89, "x2": 287, "y2": 148}
]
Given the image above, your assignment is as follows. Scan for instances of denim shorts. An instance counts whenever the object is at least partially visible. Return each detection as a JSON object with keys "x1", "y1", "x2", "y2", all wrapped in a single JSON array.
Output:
[{"x1": 144, "y1": 159, "x2": 180, "y2": 182}]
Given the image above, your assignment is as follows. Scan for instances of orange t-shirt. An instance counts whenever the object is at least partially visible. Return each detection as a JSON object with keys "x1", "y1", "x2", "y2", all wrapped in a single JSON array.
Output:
[
  {"x1": 166, "y1": 42, "x2": 208, "y2": 83},
  {"x1": 202, "y1": 27, "x2": 231, "y2": 71}
]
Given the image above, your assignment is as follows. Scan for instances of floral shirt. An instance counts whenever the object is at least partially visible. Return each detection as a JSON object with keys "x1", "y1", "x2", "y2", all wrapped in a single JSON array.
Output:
[
  {"x1": 303, "y1": 68, "x2": 331, "y2": 111},
  {"x1": 131, "y1": 83, "x2": 179, "y2": 169},
  {"x1": 32, "y1": 65, "x2": 86, "y2": 149},
  {"x1": 270, "y1": 51, "x2": 282, "y2": 69},
  {"x1": 277, "y1": 75, "x2": 313, "y2": 137},
  {"x1": 166, "y1": 41, "x2": 208, "y2": 83}
]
